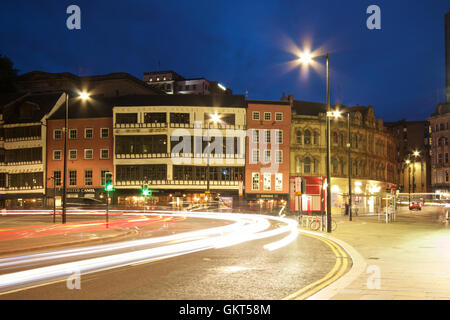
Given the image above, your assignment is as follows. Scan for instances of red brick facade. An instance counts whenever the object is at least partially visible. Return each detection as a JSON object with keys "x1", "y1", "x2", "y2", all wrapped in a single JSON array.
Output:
[
  {"x1": 46, "y1": 118, "x2": 113, "y2": 198},
  {"x1": 245, "y1": 101, "x2": 291, "y2": 201}
]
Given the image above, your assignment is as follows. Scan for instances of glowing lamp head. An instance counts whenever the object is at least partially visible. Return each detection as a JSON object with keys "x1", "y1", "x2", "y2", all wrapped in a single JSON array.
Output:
[
  {"x1": 413, "y1": 151, "x2": 420, "y2": 157},
  {"x1": 79, "y1": 92, "x2": 90, "y2": 100},
  {"x1": 299, "y1": 52, "x2": 313, "y2": 64},
  {"x1": 405, "y1": 160, "x2": 411, "y2": 165},
  {"x1": 333, "y1": 110, "x2": 342, "y2": 118}
]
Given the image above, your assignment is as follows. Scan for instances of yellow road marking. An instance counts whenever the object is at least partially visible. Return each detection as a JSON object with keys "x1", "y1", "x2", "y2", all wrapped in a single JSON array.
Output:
[{"x1": 283, "y1": 233, "x2": 350, "y2": 300}]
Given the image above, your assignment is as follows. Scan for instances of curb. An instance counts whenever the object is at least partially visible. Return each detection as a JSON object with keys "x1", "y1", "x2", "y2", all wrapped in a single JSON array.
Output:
[
  {"x1": 0, "y1": 228, "x2": 135, "y2": 258},
  {"x1": 298, "y1": 228, "x2": 368, "y2": 300}
]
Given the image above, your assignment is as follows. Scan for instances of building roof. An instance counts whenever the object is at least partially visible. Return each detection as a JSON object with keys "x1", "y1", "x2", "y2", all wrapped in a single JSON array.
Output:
[
  {"x1": 292, "y1": 100, "x2": 327, "y2": 116},
  {"x1": 48, "y1": 94, "x2": 247, "y2": 120},
  {"x1": 431, "y1": 103, "x2": 450, "y2": 116},
  {"x1": 112, "y1": 94, "x2": 246, "y2": 108},
  {"x1": 0, "y1": 92, "x2": 63, "y2": 124},
  {"x1": 247, "y1": 99, "x2": 291, "y2": 106}
]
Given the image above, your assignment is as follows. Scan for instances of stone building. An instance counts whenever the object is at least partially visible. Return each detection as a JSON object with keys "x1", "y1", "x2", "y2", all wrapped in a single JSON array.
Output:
[{"x1": 290, "y1": 98, "x2": 399, "y2": 215}]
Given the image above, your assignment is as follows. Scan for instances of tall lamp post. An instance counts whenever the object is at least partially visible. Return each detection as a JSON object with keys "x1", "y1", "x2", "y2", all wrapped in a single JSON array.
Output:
[
  {"x1": 405, "y1": 159, "x2": 411, "y2": 204},
  {"x1": 61, "y1": 91, "x2": 90, "y2": 224},
  {"x1": 299, "y1": 52, "x2": 332, "y2": 232},
  {"x1": 412, "y1": 150, "x2": 420, "y2": 195},
  {"x1": 206, "y1": 114, "x2": 220, "y2": 200}
]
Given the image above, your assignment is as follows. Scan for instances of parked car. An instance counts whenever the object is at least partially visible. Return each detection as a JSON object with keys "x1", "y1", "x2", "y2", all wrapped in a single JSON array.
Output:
[{"x1": 409, "y1": 202, "x2": 422, "y2": 211}]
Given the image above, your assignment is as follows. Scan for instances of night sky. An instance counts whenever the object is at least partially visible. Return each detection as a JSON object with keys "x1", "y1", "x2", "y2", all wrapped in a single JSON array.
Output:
[{"x1": 1, "y1": 0, "x2": 449, "y2": 122}]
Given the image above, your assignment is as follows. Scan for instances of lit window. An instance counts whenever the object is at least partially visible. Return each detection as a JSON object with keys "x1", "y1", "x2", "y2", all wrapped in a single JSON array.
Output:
[
  {"x1": 252, "y1": 172, "x2": 260, "y2": 190},
  {"x1": 275, "y1": 173, "x2": 283, "y2": 191},
  {"x1": 53, "y1": 170, "x2": 61, "y2": 186},
  {"x1": 263, "y1": 173, "x2": 271, "y2": 190}
]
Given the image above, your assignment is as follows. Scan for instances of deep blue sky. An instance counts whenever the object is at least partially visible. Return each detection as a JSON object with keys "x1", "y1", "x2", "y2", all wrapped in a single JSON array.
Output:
[{"x1": 1, "y1": 0, "x2": 449, "y2": 121}]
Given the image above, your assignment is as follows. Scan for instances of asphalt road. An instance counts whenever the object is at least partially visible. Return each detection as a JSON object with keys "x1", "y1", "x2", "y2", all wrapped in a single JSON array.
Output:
[{"x1": 0, "y1": 212, "x2": 339, "y2": 300}]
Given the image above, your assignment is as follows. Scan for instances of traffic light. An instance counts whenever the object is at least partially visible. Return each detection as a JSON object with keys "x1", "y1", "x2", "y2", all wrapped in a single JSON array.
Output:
[
  {"x1": 105, "y1": 172, "x2": 113, "y2": 192},
  {"x1": 142, "y1": 184, "x2": 150, "y2": 196}
]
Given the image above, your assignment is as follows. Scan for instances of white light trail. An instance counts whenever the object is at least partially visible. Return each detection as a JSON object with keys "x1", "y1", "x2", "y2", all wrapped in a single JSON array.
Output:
[{"x1": 0, "y1": 211, "x2": 298, "y2": 294}]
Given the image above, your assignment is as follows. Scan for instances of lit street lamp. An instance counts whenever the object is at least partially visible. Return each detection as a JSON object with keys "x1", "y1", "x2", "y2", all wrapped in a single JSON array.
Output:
[
  {"x1": 61, "y1": 91, "x2": 90, "y2": 224},
  {"x1": 298, "y1": 51, "x2": 332, "y2": 233}
]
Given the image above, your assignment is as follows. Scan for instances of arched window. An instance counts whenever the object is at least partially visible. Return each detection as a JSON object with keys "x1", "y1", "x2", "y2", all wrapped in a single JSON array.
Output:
[
  {"x1": 313, "y1": 158, "x2": 318, "y2": 173},
  {"x1": 313, "y1": 132, "x2": 319, "y2": 145},
  {"x1": 304, "y1": 130, "x2": 311, "y2": 145},
  {"x1": 296, "y1": 131, "x2": 302, "y2": 144},
  {"x1": 333, "y1": 132, "x2": 338, "y2": 144},
  {"x1": 304, "y1": 157, "x2": 311, "y2": 173}
]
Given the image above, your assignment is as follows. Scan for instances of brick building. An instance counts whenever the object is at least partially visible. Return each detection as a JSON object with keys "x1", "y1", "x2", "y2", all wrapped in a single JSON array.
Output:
[
  {"x1": 245, "y1": 100, "x2": 291, "y2": 208},
  {"x1": 46, "y1": 97, "x2": 114, "y2": 206}
]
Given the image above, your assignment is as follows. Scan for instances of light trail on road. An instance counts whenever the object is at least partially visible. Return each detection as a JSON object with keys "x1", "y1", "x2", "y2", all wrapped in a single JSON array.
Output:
[{"x1": 0, "y1": 211, "x2": 298, "y2": 294}]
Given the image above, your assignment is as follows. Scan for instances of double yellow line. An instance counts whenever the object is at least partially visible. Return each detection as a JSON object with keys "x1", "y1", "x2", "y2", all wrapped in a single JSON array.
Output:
[{"x1": 283, "y1": 233, "x2": 350, "y2": 300}]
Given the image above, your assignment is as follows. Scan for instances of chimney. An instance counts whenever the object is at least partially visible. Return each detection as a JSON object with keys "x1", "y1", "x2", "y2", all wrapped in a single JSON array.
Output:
[
  {"x1": 281, "y1": 92, "x2": 287, "y2": 101},
  {"x1": 288, "y1": 94, "x2": 294, "y2": 104}
]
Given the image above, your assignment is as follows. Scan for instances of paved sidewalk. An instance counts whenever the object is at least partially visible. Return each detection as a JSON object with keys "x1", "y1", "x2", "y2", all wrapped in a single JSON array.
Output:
[{"x1": 321, "y1": 208, "x2": 450, "y2": 300}]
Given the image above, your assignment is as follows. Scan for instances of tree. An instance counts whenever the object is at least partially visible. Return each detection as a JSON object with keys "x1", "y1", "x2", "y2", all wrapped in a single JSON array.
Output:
[{"x1": 0, "y1": 54, "x2": 19, "y2": 93}]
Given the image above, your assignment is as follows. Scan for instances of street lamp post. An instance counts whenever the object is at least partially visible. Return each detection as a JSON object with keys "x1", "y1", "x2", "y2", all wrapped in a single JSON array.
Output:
[
  {"x1": 347, "y1": 113, "x2": 352, "y2": 221},
  {"x1": 299, "y1": 51, "x2": 332, "y2": 232},
  {"x1": 406, "y1": 159, "x2": 411, "y2": 204},
  {"x1": 61, "y1": 91, "x2": 90, "y2": 224}
]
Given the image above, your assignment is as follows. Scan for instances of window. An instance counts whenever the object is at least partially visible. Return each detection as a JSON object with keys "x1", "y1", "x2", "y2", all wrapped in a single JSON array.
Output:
[
  {"x1": 53, "y1": 129, "x2": 62, "y2": 140},
  {"x1": 264, "y1": 130, "x2": 271, "y2": 143},
  {"x1": 252, "y1": 149, "x2": 260, "y2": 163},
  {"x1": 304, "y1": 157, "x2": 311, "y2": 173},
  {"x1": 69, "y1": 170, "x2": 77, "y2": 186},
  {"x1": 276, "y1": 150, "x2": 283, "y2": 163},
  {"x1": 85, "y1": 128, "x2": 93, "y2": 139},
  {"x1": 144, "y1": 113, "x2": 167, "y2": 124},
  {"x1": 69, "y1": 129, "x2": 77, "y2": 139},
  {"x1": 252, "y1": 130, "x2": 259, "y2": 143},
  {"x1": 252, "y1": 112, "x2": 260, "y2": 120},
  {"x1": 263, "y1": 173, "x2": 271, "y2": 190},
  {"x1": 275, "y1": 112, "x2": 283, "y2": 121},
  {"x1": 84, "y1": 149, "x2": 93, "y2": 160},
  {"x1": 446, "y1": 153, "x2": 449, "y2": 163},
  {"x1": 304, "y1": 130, "x2": 311, "y2": 145},
  {"x1": 252, "y1": 173, "x2": 260, "y2": 190},
  {"x1": 264, "y1": 150, "x2": 271, "y2": 163},
  {"x1": 116, "y1": 113, "x2": 138, "y2": 124},
  {"x1": 314, "y1": 132, "x2": 319, "y2": 145},
  {"x1": 53, "y1": 150, "x2": 62, "y2": 161},
  {"x1": 264, "y1": 112, "x2": 271, "y2": 121},
  {"x1": 84, "y1": 170, "x2": 93, "y2": 186},
  {"x1": 439, "y1": 153, "x2": 443, "y2": 165},
  {"x1": 275, "y1": 173, "x2": 283, "y2": 191},
  {"x1": 296, "y1": 131, "x2": 302, "y2": 144},
  {"x1": 185, "y1": 85, "x2": 190, "y2": 90},
  {"x1": 100, "y1": 149, "x2": 109, "y2": 160},
  {"x1": 170, "y1": 113, "x2": 190, "y2": 124},
  {"x1": 69, "y1": 149, "x2": 77, "y2": 160},
  {"x1": 53, "y1": 170, "x2": 61, "y2": 186},
  {"x1": 276, "y1": 130, "x2": 283, "y2": 144},
  {"x1": 101, "y1": 128, "x2": 109, "y2": 138}
]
